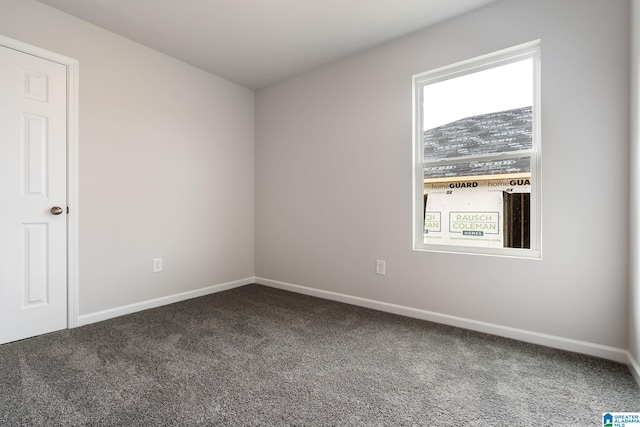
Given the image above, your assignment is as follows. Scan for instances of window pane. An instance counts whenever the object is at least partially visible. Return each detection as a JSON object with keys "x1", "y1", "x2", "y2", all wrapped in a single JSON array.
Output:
[
  {"x1": 422, "y1": 177, "x2": 531, "y2": 249},
  {"x1": 423, "y1": 59, "x2": 533, "y2": 161},
  {"x1": 414, "y1": 41, "x2": 540, "y2": 256}
]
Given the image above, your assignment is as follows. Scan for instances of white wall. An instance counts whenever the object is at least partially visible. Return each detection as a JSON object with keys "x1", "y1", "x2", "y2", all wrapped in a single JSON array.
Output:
[
  {"x1": 1, "y1": 0, "x2": 634, "y2": 370},
  {"x1": 631, "y1": 0, "x2": 640, "y2": 381},
  {"x1": 256, "y1": 0, "x2": 631, "y2": 355},
  {"x1": 0, "y1": 0, "x2": 255, "y2": 317}
]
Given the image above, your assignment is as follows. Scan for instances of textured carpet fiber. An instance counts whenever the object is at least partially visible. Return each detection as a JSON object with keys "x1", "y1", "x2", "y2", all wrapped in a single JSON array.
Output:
[{"x1": 0, "y1": 284, "x2": 638, "y2": 426}]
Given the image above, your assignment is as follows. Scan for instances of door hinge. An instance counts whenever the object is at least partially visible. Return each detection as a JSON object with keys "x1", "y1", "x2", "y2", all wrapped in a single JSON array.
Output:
[{"x1": 67, "y1": 207, "x2": 69, "y2": 214}]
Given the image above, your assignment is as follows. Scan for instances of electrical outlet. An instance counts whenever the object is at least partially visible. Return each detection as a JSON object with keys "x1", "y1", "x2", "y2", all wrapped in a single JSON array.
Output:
[
  {"x1": 376, "y1": 260, "x2": 385, "y2": 276},
  {"x1": 153, "y1": 258, "x2": 163, "y2": 273}
]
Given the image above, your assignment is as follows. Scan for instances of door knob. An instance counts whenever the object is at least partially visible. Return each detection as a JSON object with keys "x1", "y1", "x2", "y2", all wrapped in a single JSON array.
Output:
[{"x1": 51, "y1": 206, "x2": 64, "y2": 215}]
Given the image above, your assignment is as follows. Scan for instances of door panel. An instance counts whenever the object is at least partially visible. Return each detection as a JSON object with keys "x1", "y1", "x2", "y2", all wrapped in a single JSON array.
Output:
[{"x1": 0, "y1": 46, "x2": 67, "y2": 344}]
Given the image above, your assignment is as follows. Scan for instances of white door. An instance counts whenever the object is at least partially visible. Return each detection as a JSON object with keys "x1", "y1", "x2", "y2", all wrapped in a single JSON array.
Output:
[{"x1": 0, "y1": 45, "x2": 68, "y2": 344}]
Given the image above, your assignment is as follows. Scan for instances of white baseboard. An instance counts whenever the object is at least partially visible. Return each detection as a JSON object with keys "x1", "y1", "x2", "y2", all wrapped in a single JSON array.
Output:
[
  {"x1": 628, "y1": 351, "x2": 640, "y2": 386},
  {"x1": 255, "y1": 277, "x2": 633, "y2": 367},
  {"x1": 76, "y1": 277, "x2": 255, "y2": 327}
]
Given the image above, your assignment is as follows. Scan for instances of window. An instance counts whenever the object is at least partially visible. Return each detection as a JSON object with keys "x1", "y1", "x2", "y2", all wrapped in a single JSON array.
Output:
[{"x1": 413, "y1": 41, "x2": 541, "y2": 258}]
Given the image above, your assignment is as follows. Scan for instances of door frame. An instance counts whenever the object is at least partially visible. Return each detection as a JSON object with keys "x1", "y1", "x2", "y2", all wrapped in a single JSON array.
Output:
[{"x1": 0, "y1": 34, "x2": 79, "y2": 329}]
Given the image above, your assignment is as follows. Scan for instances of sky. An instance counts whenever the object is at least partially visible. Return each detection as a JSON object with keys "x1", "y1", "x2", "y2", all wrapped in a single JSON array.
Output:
[{"x1": 422, "y1": 58, "x2": 533, "y2": 130}]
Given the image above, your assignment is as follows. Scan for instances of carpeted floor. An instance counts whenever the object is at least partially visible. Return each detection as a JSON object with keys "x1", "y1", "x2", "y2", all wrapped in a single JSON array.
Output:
[{"x1": 0, "y1": 284, "x2": 638, "y2": 426}]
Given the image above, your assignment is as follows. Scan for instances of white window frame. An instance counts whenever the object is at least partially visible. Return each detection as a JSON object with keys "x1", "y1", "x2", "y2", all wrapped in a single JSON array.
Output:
[{"x1": 412, "y1": 40, "x2": 541, "y2": 258}]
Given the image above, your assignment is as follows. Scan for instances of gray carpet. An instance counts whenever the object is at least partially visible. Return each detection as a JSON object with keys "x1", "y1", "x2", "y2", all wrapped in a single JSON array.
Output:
[{"x1": 0, "y1": 284, "x2": 638, "y2": 426}]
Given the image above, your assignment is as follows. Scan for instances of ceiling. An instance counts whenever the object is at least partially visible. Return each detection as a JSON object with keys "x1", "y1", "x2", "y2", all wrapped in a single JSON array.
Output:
[{"x1": 36, "y1": 0, "x2": 498, "y2": 89}]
